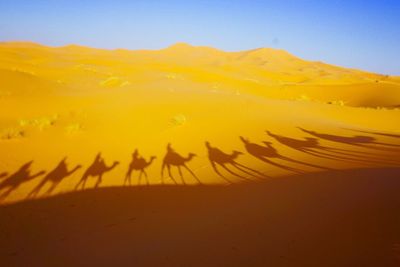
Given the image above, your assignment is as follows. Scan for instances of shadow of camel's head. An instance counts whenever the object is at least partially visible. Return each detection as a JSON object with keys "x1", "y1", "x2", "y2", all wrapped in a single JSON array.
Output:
[
  {"x1": 239, "y1": 136, "x2": 249, "y2": 143},
  {"x1": 20, "y1": 161, "x2": 34, "y2": 171},
  {"x1": 232, "y1": 150, "x2": 243, "y2": 156}
]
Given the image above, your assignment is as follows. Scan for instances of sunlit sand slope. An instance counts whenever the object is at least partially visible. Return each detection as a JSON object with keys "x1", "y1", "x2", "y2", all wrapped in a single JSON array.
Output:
[{"x1": 0, "y1": 42, "x2": 399, "y2": 205}]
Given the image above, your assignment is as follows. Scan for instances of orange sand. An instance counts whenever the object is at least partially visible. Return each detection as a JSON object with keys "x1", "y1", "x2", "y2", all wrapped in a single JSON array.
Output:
[{"x1": 0, "y1": 42, "x2": 399, "y2": 266}]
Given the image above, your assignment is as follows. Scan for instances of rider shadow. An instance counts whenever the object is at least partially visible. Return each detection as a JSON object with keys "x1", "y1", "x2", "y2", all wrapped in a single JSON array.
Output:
[
  {"x1": 125, "y1": 149, "x2": 156, "y2": 186},
  {"x1": 266, "y1": 130, "x2": 399, "y2": 166},
  {"x1": 161, "y1": 143, "x2": 200, "y2": 185},
  {"x1": 240, "y1": 136, "x2": 326, "y2": 174},
  {"x1": 0, "y1": 161, "x2": 45, "y2": 200},
  {"x1": 75, "y1": 153, "x2": 119, "y2": 190},
  {"x1": 298, "y1": 127, "x2": 400, "y2": 153},
  {"x1": 28, "y1": 157, "x2": 82, "y2": 198},
  {"x1": 205, "y1": 141, "x2": 267, "y2": 183},
  {"x1": 0, "y1": 172, "x2": 7, "y2": 179}
]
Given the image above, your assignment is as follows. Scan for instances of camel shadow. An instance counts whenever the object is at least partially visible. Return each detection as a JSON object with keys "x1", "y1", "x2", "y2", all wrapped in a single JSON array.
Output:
[
  {"x1": 205, "y1": 141, "x2": 266, "y2": 183},
  {"x1": 0, "y1": 161, "x2": 45, "y2": 200},
  {"x1": 161, "y1": 143, "x2": 200, "y2": 185},
  {"x1": 28, "y1": 157, "x2": 82, "y2": 198},
  {"x1": 125, "y1": 149, "x2": 156, "y2": 186},
  {"x1": 343, "y1": 128, "x2": 400, "y2": 139},
  {"x1": 0, "y1": 172, "x2": 7, "y2": 179},
  {"x1": 240, "y1": 136, "x2": 324, "y2": 174},
  {"x1": 75, "y1": 153, "x2": 119, "y2": 190},
  {"x1": 298, "y1": 127, "x2": 400, "y2": 152},
  {"x1": 267, "y1": 130, "x2": 400, "y2": 166}
]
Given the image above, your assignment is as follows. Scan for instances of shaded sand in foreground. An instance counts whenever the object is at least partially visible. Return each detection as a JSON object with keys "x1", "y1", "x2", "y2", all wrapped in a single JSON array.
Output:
[{"x1": 0, "y1": 167, "x2": 399, "y2": 266}]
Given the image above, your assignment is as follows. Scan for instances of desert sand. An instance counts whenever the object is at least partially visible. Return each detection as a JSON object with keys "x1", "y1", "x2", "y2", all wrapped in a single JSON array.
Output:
[{"x1": 0, "y1": 42, "x2": 400, "y2": 266}]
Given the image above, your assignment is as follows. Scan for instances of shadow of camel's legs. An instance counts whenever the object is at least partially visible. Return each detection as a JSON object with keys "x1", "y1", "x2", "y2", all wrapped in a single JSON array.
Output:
[
  {"x1": 28, "y1": 179, "x2": 48, "y2": 197},
  {"x1": 161, "y1": 164, "x2": 165, "y2": 184},
  {"x1": 124, "y1": 172, "x2": 132, "y2": 186},
  {"x1": 143, "y1": 171, "x2": 150, "y2": 186},
  {"x1": 95, "y1": 175, "x2": 102, "y2": 188},
  {"x1": 0, "y1": 186, "x2": 15, "y2": 200},
  {"x1": 167, "y1": 165, "x2": 177, "y2": 184},
  {"x1": 305, "y1": 148, "x2": 391, "y2": 166},
  {"x1": 177, "y1": 166, "x2": 186, "y2": 185},
  {"x1": 75, "y1": 174, "x2": 89, "y2": 190},
  {"x1": 257, "y1": 156, "x2": 305, "y2": 174},
  {"x1": 138, "y1": 171, "x2": 143, "y2": 186},
  {"x1": 232, "y1": 162, "x2": 268, "y2": 180},
  {"x1": 46, "y1": 182, "x2": 59, "y2": 195},
  {"x1": 221, "y1": 164, "x2": 252, "y2": 182},
  {"x1": 278, "y1": 155, "x2": 333, "y2": 170},
  {"x1": 183, "y1": 164, "x2": 202, "y2": 184},
  {"x1": 210, "y1": 161, "x2": 233, "y2": 184}
]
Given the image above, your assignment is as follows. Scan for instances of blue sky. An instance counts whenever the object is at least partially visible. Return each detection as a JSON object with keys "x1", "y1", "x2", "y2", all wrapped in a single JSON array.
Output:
[{"x1": 0, "y1": 0, "x2": 399, "y2": 75}]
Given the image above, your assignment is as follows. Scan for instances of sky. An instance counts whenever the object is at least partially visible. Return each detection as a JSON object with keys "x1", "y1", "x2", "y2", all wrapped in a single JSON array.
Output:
[{"x1": 0, "y1": 0, "x2": 399, "y2": 75}]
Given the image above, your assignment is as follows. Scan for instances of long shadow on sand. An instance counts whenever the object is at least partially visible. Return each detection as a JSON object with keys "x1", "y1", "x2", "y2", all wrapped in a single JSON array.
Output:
[
  {"x1": 0, "y1": 172, "x2": 8, "y2": 179},
  {"x1": 161, "y1": 143, "x2": 200, "y2": 185},
  {"x1": 240, "y1": 136, "x2": 332, "y2": 173},
  {"x1": 205, "y1": 141, "x2": 267, "y2": 183},
  {"x1": 28, "y1": 158, "x2": 82, "y2": 198},
  {"x1": 0, "y1": 161, "x2": 45, "y2": 200},
  {"x1": 125, "y1": 149, "x2": 156, "y2": 186},
  {"x1": 343, "y1": 128, "x2": 400, "y2": 139},
  {"x1": 299, "y1": 127, "x2": 400, "y2": 151},
  {"x1": 267, "y1": 130, "x2": 400, "y2": 166},
  {"x1": 75, "y1": 153, "x2": 119, "y2": 190}
]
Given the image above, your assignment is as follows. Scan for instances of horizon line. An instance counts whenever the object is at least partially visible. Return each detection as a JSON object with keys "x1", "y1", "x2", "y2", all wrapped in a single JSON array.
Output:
[{"x1": 0, "y1": 40, "x2": 396, "y2": 77}]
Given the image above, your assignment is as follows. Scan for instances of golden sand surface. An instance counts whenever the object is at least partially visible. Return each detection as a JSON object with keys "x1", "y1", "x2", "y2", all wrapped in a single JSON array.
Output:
[
  {"x1": 1, "y1": 42, "x2": 400, "y2": 266},
  {"x1": 0, "y1": 42, "x2": 399, "y2": 204}
]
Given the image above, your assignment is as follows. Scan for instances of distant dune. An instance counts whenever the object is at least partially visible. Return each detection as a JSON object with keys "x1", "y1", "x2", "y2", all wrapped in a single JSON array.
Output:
[{"x1": 1, "y1": 41, "x2": 399, "y2": 106}]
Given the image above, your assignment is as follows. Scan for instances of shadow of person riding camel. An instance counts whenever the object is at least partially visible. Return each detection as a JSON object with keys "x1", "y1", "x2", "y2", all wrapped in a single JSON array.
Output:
[
  {"x1": 0, "y1": 161, "x2": 45, "y2": 200},
  {"x1": 28, "y1": 157, "x2": 82, "y2": 198},
  {"x1": 75, "y1": 153, "x2": 119, "y2": 190},
  {"x1": 239, "y1": 136, "x2": 328, "y2": 174},
  {"x1": 0, "y1": 172, "x2": 7, "y2": 179},
  {"x1": 299, "y1": 127, "x2": 400, "y2": 150},
  {"x1": 266, "y1": 130, "x2": 399, "y2": 166},
  {"x1": 161, "y1": 143, "x2": 200, "y2": 185},
  {"x1": 205, "y1": 141, "x2": 266, "y2": 183},
  {"x1": 125, "y1": 149, "x2": 156, "y2": 186}
]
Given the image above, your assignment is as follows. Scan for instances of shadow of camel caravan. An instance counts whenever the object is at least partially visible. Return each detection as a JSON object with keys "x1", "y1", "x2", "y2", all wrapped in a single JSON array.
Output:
[
  {"x1": 205, "y1": 141, "x2": 266, "y2": 183},
  {"x1": 239, "y1": 136, "x2": 306, "y2": 174},
  {"x1": 242, "y1": 133, "x2": 333, "y2": 170},
  {"x1": 266, "y1": 130, "x2": 397, "y2": 165},
  {"x1": 299, "y1": 127, "x2": 400, "y2": 150}
]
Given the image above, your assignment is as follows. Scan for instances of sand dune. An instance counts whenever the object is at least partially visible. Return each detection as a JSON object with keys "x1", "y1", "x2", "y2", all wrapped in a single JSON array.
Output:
[
  {"x1": 0, "y1": 42, "x2": 400, "y2": 265},
  {"x1": 0, "y1": 42, "x2": 400, "y2": 205}
]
